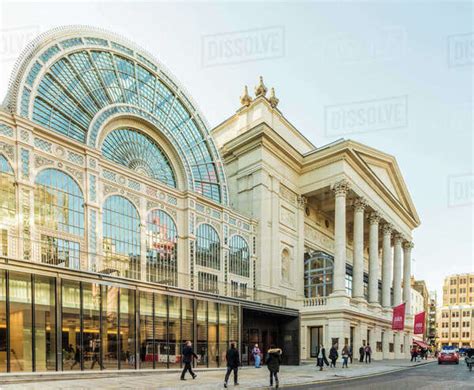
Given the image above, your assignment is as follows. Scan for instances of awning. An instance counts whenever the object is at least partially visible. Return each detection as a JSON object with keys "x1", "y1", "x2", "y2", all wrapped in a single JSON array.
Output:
[{"x1": 413, "y1": 339, "x2": 430, "y2": 349}]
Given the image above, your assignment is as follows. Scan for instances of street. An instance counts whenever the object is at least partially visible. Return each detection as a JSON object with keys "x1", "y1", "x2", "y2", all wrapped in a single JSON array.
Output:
[{"x1": 286, "y1": 362, "x2": 472, "y2": 390}]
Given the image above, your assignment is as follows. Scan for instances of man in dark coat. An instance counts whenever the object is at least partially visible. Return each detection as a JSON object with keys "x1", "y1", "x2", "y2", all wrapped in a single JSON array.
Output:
[
  {"x1": 266, "y1": 345, "x2": 282, "y2": 388},
  {"x1": 180, "y1": 340, "x2": 198, "y2": 380},
  {"x1": 359, "y1": 345, "x2": 365, "y2": 362},
  {"x1": 224, "y1": 342, "x2": 240, "y2": 388}
]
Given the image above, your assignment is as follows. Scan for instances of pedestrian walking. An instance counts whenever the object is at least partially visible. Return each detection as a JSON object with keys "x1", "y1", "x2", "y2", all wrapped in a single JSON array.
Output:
[
  {"x1": 359, "y1": 345, "x2": 365, "y2": 362},
  {"x1": 252, "y1": 343, "x2": 262, "y2": 368},
  {"x1": 410, "y1": 345, "x2": 418, "y2": 362},
  {"x1": 329, "y1": 344, "x2": 338, "y2": 368},
  {"x1": 90, "y1": 339, "x2": 104, "y2": 369},
  {"x1": 342, "y1": 344, "x2": 349, "y2": 368},
  {"x1": 224, "y1": 342, "x2": 240, "y2": 388},
  {"x1": 70, "y1": 346, "x2": 81, "y2": 369},
  {"x1": 349, "y1": 344, "x2": 353, "y2": 364},
  {"x1": 180, "y1": 340, "x2": 198, "y2": 381},
  {"x1": 266, "y1": 345, "x2": 282, "y2": 388},
  {"x1": 316, "y1": 344, "x2": 329, "y2": 371},
  {"x1": 364, "y1": 344, "x2": 372, "y2": 364}
]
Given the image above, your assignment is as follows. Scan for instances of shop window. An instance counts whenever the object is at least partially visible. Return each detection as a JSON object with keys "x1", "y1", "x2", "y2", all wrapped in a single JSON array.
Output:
[
  {"x1": 229, "y1": 235, "x2": 250, "y2": 277},
  {"x1": 304, "y1": 251, "x2": 333, "y2": 298},
  {"x1": 196, "y1": 224, "x2": 221, "y2": 270}
]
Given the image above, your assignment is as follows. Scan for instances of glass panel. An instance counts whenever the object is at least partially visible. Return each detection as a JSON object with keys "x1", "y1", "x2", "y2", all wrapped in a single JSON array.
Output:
[
  {"x1": 196, "y1": 300, "x2": 207, "y2": 367},
  {"x1": 83, "y1": 283, "x2": 101, "y2": 370},
  {"x1": 154, "y1": 294, "x2": 167, "y2": 368},
  {"x1": 146, "y1": 210, "x2": 178, "y2": 285},
  {"x1": 229, "y1": 236, "x2": 250, "y2": 277},
  {"x1": 102, "y1": 129, "x2": 176, "y2": 187},
  {"x1": 208, "y1": 302, "x2": 218, "y2": 368},
  {"x1": 102, "y1": 285, "x2": 118, "y2": 369},
  {"x1": 34, "y1": 275, "x2": 56, "y2": 371},
  {"x1": 120, "y1": 288, "x2": 135, "y2": 369},
  {"x1": 9, "y1": 272, "x2": 32, "y2": 372},
  {"x1": 102, "y1": 196, "x2": 140, "y2": 280},
  {"x1": 167, "y1": 295, "x2": 180, "y2": 368},
  {"x1": 40, "y1": 235, "x2": 80, "y2": 270},
  {"x1": 218, "y1": 304, "x2": 229, "y2": 366},
  {"x1": 196, "y1": 224, "x2": 220, "y2": 270},
  {"x1": 0, "y1": 156, "x2": 15, "y2": 256},
  {"x1": 34, "y1": 168, "x2": 85, "y2": 237},
  {"x1": 139, "y1": 291, "x2": 153, "y2": 369},
  {"x1": 304, "y1": 251, "x2": 334, "y2": 298},
  {"x1": 62, "y1": 279, "x2": 80, "y2": 370},
  {"x1": 181, "y1": 297, "x2": 193, "y2": 367},
  {"x1": 0, "y1": 270, "x2": 6, "y2": 372}
]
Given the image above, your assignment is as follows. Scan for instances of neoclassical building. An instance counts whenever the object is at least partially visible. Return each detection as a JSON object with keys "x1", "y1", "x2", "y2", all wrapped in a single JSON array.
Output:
[{"x1": 0, "y1": 26, "x2": 419, "y2": 374}]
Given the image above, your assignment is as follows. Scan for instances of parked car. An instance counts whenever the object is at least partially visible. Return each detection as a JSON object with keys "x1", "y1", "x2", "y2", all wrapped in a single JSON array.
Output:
[{"x1": 438, "y1": 350, "x2": 459, "y2": 364}]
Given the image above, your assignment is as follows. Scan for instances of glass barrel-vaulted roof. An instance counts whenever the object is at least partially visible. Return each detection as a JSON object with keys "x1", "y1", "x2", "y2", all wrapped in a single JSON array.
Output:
[
  {"x1": 10, "y1": 27, "x2": 228, "y2": 204},
  {"x1": 102, "y1": 128, "x2": 177, "y2": 188}
]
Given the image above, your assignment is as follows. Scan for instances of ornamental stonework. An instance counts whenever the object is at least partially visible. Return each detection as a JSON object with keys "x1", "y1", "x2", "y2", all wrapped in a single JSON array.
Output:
[
  {"x1": 34, "y1": 154, "x2": 54, "y2": 168},
  {"x1": 65, "y1": 166, "x2": 84, "y2": 183},
  {"x1": 280, "y1": 207, "x2": 296, "y2": 229},
  {"x1": 332, "y1": 179, "x2": 350, "y2": 196},
  {"x1": 280, "y1": 184, "x2": 297, "y2": 204},
  {"x1": 0, "y1": 141, "x2": 14, "y2": 160}
]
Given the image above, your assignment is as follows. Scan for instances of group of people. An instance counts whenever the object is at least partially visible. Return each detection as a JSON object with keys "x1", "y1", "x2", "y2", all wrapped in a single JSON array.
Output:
[
  {"x1": 180, "y1": 341, "x2": 283, "y2": 388},
  {"x1": 410, "y1": 345, "x2": 429, "y2": 362},
  {"x1": 315, "y1": 343, "x2": 372, "y2": 370}
]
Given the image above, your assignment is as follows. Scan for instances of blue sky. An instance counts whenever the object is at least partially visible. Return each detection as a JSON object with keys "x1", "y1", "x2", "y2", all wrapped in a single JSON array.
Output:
[{"x1": 1, "y1": 1, "x2": 472, "y2": 302}]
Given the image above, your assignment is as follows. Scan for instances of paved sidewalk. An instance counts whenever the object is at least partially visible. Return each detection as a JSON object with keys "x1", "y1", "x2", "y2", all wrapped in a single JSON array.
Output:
[{"x1": 0, "y1": 359, "x2": 435, "y2": 389}]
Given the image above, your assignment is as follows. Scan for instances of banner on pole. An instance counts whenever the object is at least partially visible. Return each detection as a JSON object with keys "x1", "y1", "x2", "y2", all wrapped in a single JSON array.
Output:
[
  {"x1": 392, "y1": 303, "x2": 406, "y2": 330},
  {"x1": 414, "y1": 311, "x2": 426, "y2": 335}
]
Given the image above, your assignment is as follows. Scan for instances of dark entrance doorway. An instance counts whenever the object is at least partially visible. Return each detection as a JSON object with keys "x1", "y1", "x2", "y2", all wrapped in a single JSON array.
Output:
[{"x1": 242, "y1": 308, "x2": 299, "y2": 365}]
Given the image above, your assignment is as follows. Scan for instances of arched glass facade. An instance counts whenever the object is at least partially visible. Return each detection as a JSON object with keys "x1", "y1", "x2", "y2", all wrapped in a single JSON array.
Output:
[
  {"x1": 229, "y1": 235, "x2": 250, "y2": 277},
  {"x1": 0, "y1": 155, "x2": 15, "y2": 256},
  {"x1": 196, "y1": 224, "x2": 220, "y2": 270},
  {"x1": 35, "y1": 169, "x2": 84, "y2": 269},
  {"x1": 146, "y1": 209, "x2": 178, "y2": 285},
  {"x1": 22, "y1": 40, "x2": 227, "y2": 204},
  {"x1": 304, "y1": 251, "x2": 334, "y2": 298},
  {"x1": 102, "y1": 196, "x2": 140, "y2": 279},
  {"x1": 102, "y1": 128, "x2": 176, "y2": 188}
]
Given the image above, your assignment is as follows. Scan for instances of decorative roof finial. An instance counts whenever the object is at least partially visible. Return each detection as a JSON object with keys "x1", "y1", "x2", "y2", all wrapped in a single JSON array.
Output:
[
  {"x1": 254, "y1": 76, "x2": 267, "y2": 97},
  {"x1": 240, "y1": 85, "x2": 252, "y2": 107},
  {"x1": 268, "y1": 87, "x2": 279, "y2": 108}
]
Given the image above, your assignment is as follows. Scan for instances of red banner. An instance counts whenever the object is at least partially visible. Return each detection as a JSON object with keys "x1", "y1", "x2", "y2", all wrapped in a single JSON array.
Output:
[
  {"x1": 414, "y1": 312, "x2": 426, "y2": 334},
  {"x1": 392, "y1": 303, "x2": 406, "y2": 330}
]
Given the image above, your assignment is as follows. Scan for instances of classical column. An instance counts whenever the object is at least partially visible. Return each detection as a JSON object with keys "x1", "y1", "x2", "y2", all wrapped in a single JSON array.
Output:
[
  {"x1": 368, "y1": 212, "x2": 381, "y2": 304},
  {"x1": 403, "y1": 241, "x2": 414, "y2": 315},
  {"x1": 332, "y1": 180, "x2": 350, "y2": 295},
  {"x1": 381, "y1": 223, "x2": 393, "y2": 308},
  {"x1": 352, "y1": 198, "x2": 367, "y2": 300},
  {"x1": 392, "y1": 233, "x2": 403, "y2": 306}
]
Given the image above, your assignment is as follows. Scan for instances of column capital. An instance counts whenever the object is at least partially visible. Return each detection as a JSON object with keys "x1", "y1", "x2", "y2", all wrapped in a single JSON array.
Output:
[
  {"x1": 403, "y1": 241, "x2": 414, "y2": 250},
  {"x1": 382, "y1": 222, "x2": 394, "y2": 235},
  {"x1": 353, "y1": 197, "x2": 368, "y2": 212},
  {"x1": 368, "y1": 211, "x2": 381, "y2": 225},
  {"x1": 297, "y1": 195, "x2": 307, "y2": 209},
  {"x1": 394, "y1": 233, "x2": 404, "y2": 244},
  {"x1": 332, "y1": 179, "x2": 350, "y2": 197}
]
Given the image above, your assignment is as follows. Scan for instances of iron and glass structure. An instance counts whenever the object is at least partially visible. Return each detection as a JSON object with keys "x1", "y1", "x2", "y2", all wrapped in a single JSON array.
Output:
[{"x1": 0, "y1": 26, "x2": 298, "y2": 374}]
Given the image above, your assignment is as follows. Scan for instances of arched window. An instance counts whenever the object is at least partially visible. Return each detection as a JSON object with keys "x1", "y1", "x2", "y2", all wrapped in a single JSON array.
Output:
[
  {"x1": 0, "y1": 155, "x2": 15, "y2": 256},
  {"x1": 103, "y1": 196, "x2": 140, "y2": 279},
  {"x1": 229, "y1": 235, "x2": 249, "y2": 277},
  {"x1": 35, "y1": 169, "x2": 84, "y2": 269},
  {"x1": 196, "y1": 224, "x2": 220, "y2": 270},
  {"x1": 102, "y1": 128, "x2": 177, "y2": 188},
  {"x1": 146, "y1": 209, "x2": 178, "y2": 285},
  {"x1": 304, "y1": 251, "x2": 334, "y2": 298}
]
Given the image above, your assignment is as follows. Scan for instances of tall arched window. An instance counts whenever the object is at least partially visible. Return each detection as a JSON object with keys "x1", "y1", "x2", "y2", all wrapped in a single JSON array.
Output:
[
  {"x1": 304, "y1": 251, "x2": 334, "y2": 298},
  {"x1": 229, "y1": 235, "x2": 249, "y2": 277},
  {"x1": 196, "y1": 224, "x2": 220, "y2": 270},
  {"x1": 103, "y1": 196, "x2": 140, "y2": 279},
  {"x1": 146, "y1": 209, "x2": 178, "y2": 285},
  {"x1": 0, "y1": 155, "x2": 15, "y2": 256},
  {"x1": 35, "y1": 169, "x2": 84, "y2": 269}
]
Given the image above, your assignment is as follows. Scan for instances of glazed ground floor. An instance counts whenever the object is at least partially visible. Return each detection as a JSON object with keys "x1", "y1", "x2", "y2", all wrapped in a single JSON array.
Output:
[
  {"x1": 300, "y1": 304, "x2": 413, "y2": 361},
  {"x1": 0, "y1": 259, "x2": 299, "y2": 373}
]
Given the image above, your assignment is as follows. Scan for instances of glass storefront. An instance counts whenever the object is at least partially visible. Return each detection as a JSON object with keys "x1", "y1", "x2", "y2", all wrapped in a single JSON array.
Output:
[{"x1": 0, "y1": 268, "x2": 239, "y2": 372}]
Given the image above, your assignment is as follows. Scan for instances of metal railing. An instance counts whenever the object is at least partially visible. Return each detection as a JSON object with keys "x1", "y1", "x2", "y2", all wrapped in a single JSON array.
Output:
[{"x1": 1, "y1": 234, "x2": 287, "y2": 307}]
